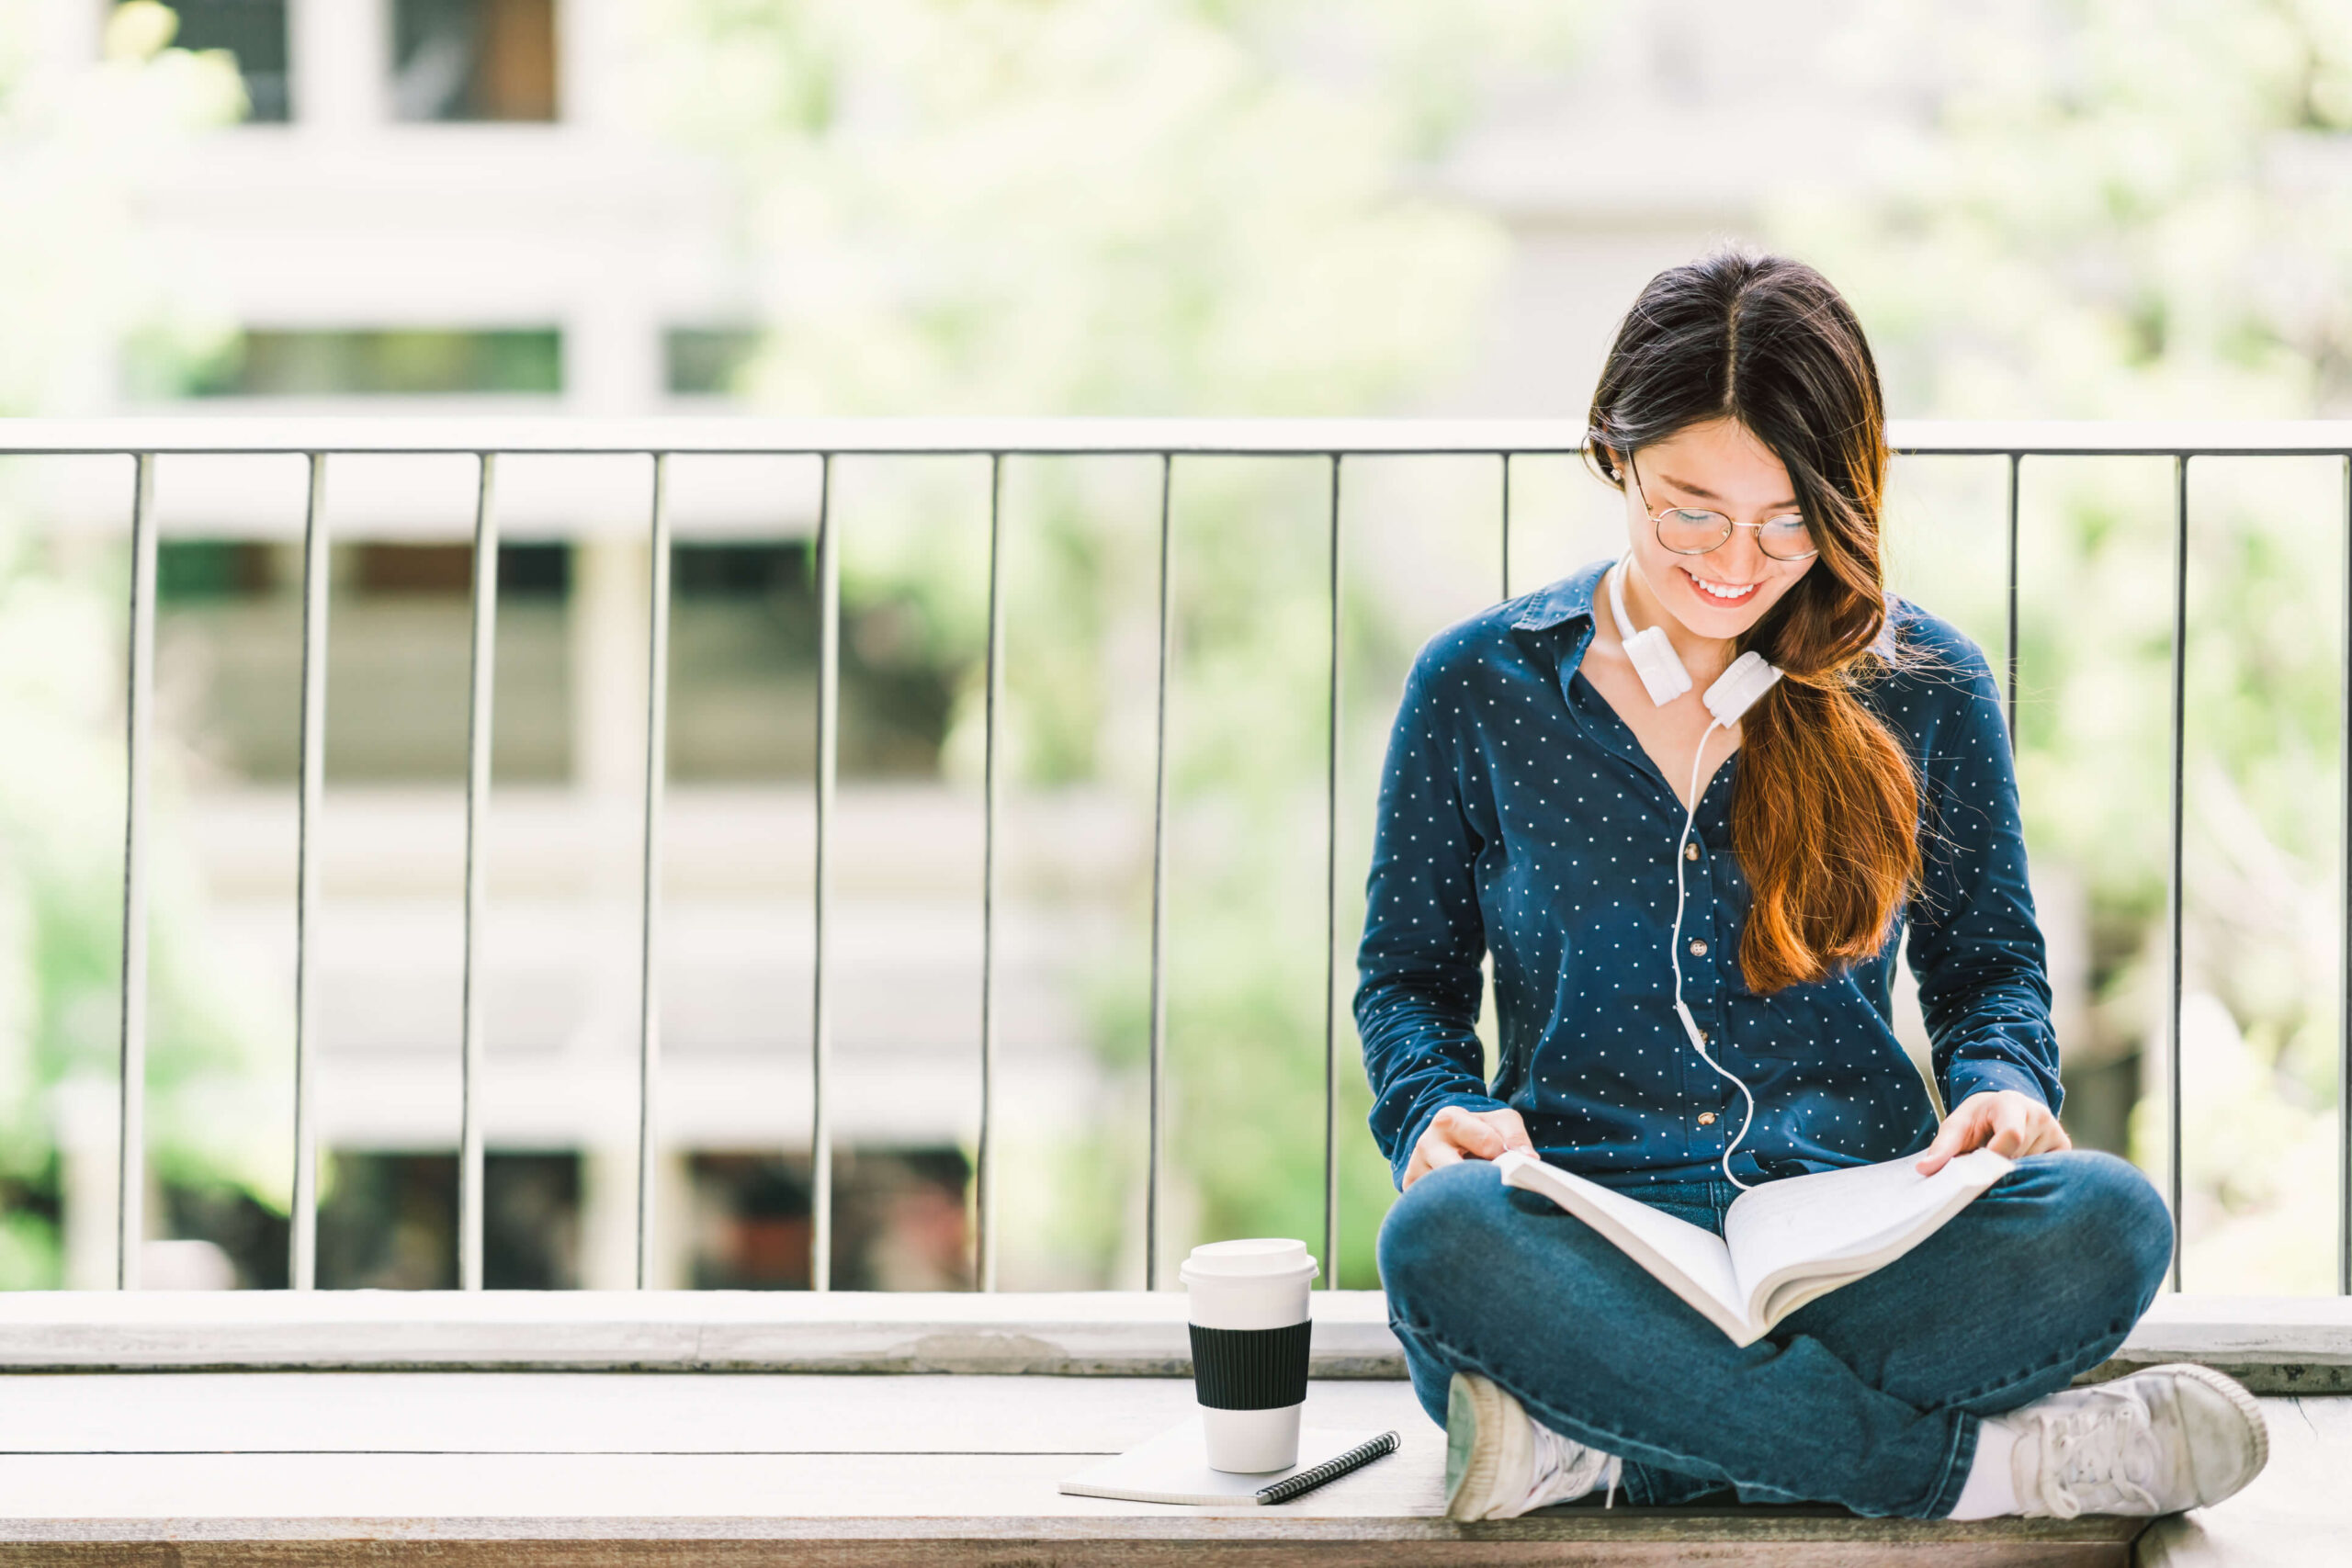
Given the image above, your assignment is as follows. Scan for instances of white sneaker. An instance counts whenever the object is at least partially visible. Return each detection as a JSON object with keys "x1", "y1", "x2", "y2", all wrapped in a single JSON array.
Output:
[
  {"x1": 2001, "y1": 1363, "x2": 2268, "y2": 1519},
  {"x1": 1443, "y1": 1371, "x2": 1621, "y2": 1520}
]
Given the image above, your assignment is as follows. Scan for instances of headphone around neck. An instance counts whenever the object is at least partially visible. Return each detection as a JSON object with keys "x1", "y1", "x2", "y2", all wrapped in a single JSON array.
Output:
[{"x1": 1605, "y1": 555, "x2": 1783, "y2": 1190}]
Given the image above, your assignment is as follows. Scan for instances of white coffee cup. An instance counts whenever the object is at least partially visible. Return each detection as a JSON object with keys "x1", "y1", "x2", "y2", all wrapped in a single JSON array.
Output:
[{"x1": 1179, "y1": 1238, "x2": 1319, "y2": 1472}]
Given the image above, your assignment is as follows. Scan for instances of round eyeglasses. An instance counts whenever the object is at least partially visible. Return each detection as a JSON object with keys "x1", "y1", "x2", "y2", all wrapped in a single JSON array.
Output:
[{"x1": 1627, "y1": 452, "x2": 1818, "y2": 561}]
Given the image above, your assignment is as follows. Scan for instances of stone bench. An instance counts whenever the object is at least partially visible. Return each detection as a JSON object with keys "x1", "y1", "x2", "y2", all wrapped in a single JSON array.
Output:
[{"x1": 0, "y1": 1292, "x2": 2340, "y2": 1565}]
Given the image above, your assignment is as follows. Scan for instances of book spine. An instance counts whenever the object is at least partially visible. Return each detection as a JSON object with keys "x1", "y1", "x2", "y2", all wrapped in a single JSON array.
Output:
[{"x1": 1254, "y1": 1432, "x2": 1398, "y2": 1505}]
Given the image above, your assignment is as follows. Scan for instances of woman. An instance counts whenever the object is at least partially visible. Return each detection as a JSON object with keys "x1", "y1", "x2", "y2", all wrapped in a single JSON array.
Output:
[{"x1": 1356, "y1": 251, "x2": 2267, "y2": 1522}]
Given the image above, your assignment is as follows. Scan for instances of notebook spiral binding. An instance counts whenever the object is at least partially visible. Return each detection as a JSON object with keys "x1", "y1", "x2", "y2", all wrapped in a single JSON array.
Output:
[{"x1": 1253, "y1": 1431, "x2": 1400, "y2": 1505}]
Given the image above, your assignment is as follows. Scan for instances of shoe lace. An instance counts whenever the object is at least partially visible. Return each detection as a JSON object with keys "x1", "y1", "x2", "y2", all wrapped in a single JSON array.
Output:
[
  {"x1": 2028, "y1": 1392, "x2": 2160, "y2": 1520},
  {"x1": 1526, "y1": 1423, "x2": 1621, "y2": 1513}
]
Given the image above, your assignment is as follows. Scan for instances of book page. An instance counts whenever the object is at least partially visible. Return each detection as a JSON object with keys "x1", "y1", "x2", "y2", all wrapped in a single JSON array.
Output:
[
  {"x1": 1494, "y1": 1151, "x2": 1750, "y2": 1339},
  {"x1": 1722, "y1": 1148, "x2": 2012, "y2": 1325}
]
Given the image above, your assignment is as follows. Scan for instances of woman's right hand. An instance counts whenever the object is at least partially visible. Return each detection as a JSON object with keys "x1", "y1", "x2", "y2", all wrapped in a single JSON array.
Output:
[{"x1": 1402, "y1": 1105, "x2": 1534, "y2": 1190}]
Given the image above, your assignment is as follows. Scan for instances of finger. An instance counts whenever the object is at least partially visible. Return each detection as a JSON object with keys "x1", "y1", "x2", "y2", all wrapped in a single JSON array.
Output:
[
  {"x1": 1446, "y1": 1111, "x2": 1510, "y2": 1159},
  {"x1": 1424, "y1": 1139, "x2": 1464, "y2": 1170},
  {"x1": 1914, "y1": 1115, "x2": 1964, "y2": 1174},
  {"x1": 2018, "y1": 1111, "x2": 2070, "y2": 1158},
  {"x1": 1491, "y1": 1110, "x2": 1534, "y2": 1154},
  {"x1": 1986, "y1": 1103, "x2": 2031, "y2": 1159},
  {"x1": 1915, "y1": 1102, "x2": 1984, "y2": 1174}
]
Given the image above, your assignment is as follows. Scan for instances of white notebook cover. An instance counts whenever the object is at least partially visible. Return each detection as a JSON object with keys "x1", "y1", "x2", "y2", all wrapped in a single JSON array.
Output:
[{"x1": 1058, "y1": 1417, "x2": 1395, "y2": 1506}]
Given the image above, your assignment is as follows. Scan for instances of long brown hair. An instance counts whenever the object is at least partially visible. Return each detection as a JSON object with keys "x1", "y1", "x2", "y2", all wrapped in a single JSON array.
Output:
[{"x1": 1587, "y1": 250, "x2": 1919, "y2": 995}]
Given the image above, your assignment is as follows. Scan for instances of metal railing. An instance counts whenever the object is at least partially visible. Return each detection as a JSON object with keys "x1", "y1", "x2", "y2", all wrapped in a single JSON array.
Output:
[{"x1": 9, "y1": 417, "x2": 2352, "y2": 1297}]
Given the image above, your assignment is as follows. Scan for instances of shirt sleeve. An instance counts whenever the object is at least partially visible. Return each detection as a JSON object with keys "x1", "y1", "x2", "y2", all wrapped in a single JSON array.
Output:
[
  {"x1": 1901, "y1": 633, "x2": 2064, "y2": 1117},
  {"x1": 1354, "y1": 655, "x2": 1507, "y2": 1190}
]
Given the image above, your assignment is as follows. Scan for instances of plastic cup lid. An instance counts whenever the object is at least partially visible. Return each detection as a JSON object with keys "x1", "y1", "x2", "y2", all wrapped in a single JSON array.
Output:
[{"x1": 1178, "y1": 1237, "x2": 1320, "y2": 1282}]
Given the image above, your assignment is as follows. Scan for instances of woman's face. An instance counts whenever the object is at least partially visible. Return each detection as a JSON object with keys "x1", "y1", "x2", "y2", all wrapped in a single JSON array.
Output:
[{"x1": 1616, "y1": 417, "x2": 1817, "y2": 642}]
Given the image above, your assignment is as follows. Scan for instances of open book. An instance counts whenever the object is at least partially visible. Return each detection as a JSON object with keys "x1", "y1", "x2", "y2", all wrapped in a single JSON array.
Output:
[{"x1": 1493, "y1": 1146, "x2": 2013, "y2": 1347}]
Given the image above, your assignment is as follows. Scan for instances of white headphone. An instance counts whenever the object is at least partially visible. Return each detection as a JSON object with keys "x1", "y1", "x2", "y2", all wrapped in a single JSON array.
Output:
[{"x1": 1606, "y1": 557, "x2": 1783, "y2": 1190}]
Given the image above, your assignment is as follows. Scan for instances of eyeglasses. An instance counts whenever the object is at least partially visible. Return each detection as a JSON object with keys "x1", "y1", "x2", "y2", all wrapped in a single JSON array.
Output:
[{"x1": 1627, "y1": 452, "x2": 1818, "y2": 562}]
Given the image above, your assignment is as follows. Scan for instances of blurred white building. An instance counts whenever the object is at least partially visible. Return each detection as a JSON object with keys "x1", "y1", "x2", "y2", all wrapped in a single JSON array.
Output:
[{"x1": 28, "y1": 0, "x2": 2090, "y2": 1290}]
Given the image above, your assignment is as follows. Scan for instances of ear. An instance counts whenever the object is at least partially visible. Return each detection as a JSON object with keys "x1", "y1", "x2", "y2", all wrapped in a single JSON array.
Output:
[{"x1": 1594, "y1": 445, "x2": 1623, "y2": 484}]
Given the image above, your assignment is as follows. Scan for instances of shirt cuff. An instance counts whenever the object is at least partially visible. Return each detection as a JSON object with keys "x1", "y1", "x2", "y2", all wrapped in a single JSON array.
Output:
[
  {"x1": 1942, "y1": 1058, "x2": 2057, "y2": 1117},
  {"x1": 1394, "y1": 1091, "x2": 1512, "y2": 1190}
]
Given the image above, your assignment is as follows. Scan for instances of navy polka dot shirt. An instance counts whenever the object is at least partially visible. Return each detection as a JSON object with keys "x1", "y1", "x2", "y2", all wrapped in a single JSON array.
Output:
[{"x1": 1355, "y1": 557, "x2": 2061, "y2": 1192}]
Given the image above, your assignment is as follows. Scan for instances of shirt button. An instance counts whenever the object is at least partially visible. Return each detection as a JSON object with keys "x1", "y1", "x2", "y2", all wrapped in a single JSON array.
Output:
[
  {"x1": 1684, "y1": 841, "x2": 1701, "y2": 861},
  {"x1": 1698, "y1": 1112, "x2": 1718, "y2": 1126},
  {"x1": 1689, "y1": 939, "x2": 1708, "y2": 956}
]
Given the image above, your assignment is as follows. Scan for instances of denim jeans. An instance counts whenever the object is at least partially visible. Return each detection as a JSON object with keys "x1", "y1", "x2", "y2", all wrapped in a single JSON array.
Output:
[{"x1": 1377, "y1": 1150, "x2": 2173, "y2": 1517}]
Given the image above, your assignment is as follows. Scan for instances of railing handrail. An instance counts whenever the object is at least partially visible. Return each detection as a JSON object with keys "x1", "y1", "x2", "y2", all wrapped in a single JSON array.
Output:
[
  {"x1": 21, "y1": 415, "x2": 2352, "y2": 1300},
  {"x1": 3, "y1": 416, "x2": 2351, "y2": 457}
]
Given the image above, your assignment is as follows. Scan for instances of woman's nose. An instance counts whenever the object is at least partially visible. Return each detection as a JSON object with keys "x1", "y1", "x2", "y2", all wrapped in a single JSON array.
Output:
[{"x1": 1717, "y1": 526, "x2": 1770, "y2": 579}]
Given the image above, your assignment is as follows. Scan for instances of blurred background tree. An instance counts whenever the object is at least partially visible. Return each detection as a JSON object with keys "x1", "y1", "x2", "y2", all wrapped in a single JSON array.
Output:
[
  {"x1": 647, "y1": 0, "x2": 1589, "y2": 1286},
  {"x1": 1785, "y1": 0, "x2": 2352, "y2": 1289},
  {"x1": 9, "y1": 0, "x2": 2351, "y2": 1296},
  {"x1": 0, "y1": 3, "x2": 277, "y2": 1287}
]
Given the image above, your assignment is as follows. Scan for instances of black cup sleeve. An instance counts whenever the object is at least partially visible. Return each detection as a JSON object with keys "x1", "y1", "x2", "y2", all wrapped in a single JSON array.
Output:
[{"x1": 1187, "y1": 1320, "x2": 1312, "y2": 1411}]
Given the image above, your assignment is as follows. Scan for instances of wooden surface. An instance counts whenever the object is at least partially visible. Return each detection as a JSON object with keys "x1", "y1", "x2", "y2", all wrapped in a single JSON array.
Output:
[
  {"x1": 2132, "y1": 1396, "x2": 2352, "y2": 1566},
  {"x1": 0, "y1": 1371, "x2": 2168, "y2": 1565},
  {"x1": 0, "y1": 1292, "x2": 2342, "y2": 1391}
]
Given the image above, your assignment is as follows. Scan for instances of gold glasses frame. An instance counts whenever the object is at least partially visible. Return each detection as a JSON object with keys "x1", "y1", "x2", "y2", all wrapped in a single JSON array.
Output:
[{"x1": 1625, "y1": 450, "x2": 1820, "y2": 562}]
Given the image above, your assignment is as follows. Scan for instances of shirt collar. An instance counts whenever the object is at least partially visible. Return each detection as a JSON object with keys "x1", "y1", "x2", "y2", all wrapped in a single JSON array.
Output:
[{"x1": 1510, "y1": 557, "x2": 1611, "y2": 635}]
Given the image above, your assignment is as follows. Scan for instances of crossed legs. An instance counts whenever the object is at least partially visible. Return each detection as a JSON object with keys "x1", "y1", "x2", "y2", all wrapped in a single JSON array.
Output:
[{"x1": 1376, "y1": 1151, "x2": 2171, "y2": 1517}]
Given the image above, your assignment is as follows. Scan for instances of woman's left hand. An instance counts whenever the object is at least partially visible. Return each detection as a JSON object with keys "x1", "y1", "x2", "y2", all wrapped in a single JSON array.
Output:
[{"x1": 1914, "y1": 1088, "x2": 2071, "y2": 1175}]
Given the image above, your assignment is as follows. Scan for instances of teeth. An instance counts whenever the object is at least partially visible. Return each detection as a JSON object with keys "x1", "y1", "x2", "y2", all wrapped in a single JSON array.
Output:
[{"x1": 1686, "y1": 570, "x2": 1757, "y2": 601}]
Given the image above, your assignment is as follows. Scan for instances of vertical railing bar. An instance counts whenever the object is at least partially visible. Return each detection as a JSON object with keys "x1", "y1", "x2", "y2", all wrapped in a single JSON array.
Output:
[
  {"x1": 289, "y1": 453, "x2": 328, "y2": 1291},
  {"x1": 1498, "y1": 452, "x2": 1511, "y2": 604},
  {"x1": 458, "y1": 453, "x2": 498, "y2": 1293},
  {"x1": 117, "y1": 452, "x2": 157, "y2": 1292},
  {"x1": 1323, "y1": 453, "x2": 1343, "y2": 1289},
  {"x1": 2165, "y1": 453, "x2": 2189, "y2": 1292},
  {"x1": 1145, "y1": 454, "x2": 1174, "y2": 1292},
  {"x1": 636, "y1": 455, "x2": 673, "y2": 1290},
  {"x1": 977, "y1": 453, "x2": 1005, "y2": 1292},
  {"x1": 2339, "y1": 451, "x2": 2351, "y2": 1297},
  {"x1": 2005, "y1": 453, "x2": 2020, "y2": 750},
  {"x1": 810, "y1": 454, "x2": 838, "y2": 1292}
]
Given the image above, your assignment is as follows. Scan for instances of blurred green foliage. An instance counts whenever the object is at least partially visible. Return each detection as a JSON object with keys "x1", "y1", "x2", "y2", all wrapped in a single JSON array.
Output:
[
  {"x1": 10, "y1": 0, "x2": 2351, "y2": 1300},
  {"x1": 652, "y1": 0, "x2": 1589, "y2": 1287},
  {"x1": 0, "y1": 2, "x2": 279, "y2": 1285},
  {"x1": 1786, "y1": 0, "x2": 2352, "y2": 1290}
]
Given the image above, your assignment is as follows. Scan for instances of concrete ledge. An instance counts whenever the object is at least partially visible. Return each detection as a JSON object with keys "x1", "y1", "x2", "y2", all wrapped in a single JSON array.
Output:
[
  {"x1": 2086, "y1": 1295, "x2": 2352, "y2": 1394},
  {"x1": 0, "y1": 1291, "x2": 1400, "y2": 1378},
  {"x1": 0, "y1": 1511, "x2": 2148, "y2": 1566},
  {"x1": 0, "y1": 1291, "x2": 2343, "y2": 1391}
]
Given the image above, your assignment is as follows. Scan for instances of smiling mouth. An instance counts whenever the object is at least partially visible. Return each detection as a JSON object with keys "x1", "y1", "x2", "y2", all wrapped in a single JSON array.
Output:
[{"x1": 1679, "y1": 567, "x2": 1758, "y2": 604}]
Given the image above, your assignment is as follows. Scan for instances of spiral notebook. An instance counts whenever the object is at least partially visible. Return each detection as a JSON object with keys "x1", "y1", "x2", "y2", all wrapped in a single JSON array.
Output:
[{"x1": 1058, "y1": 1418, "x2": 1399, "y2": 1506}]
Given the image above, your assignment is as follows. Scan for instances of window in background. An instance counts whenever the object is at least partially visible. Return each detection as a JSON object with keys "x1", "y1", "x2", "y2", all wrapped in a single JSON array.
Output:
[
  {"x1": 664, "y1": 328, "x2": 763, "y2": 397},
  {"x1": 150, "y1": 329, "x2": 565, "y2": 399},
  {"x1": 160, "y1": 1153, "x2": 581, "y2": 1290},
  {"x1": 154, "y1": 538, "x2": 572, "y2": 784},
  {"x1": 157, "y1": 539, "x2": 277, "y2": 600},
  {"x1": 391, "y1": 0, "x2": 558, "y2": 122},
  {"x1": 687, "y1": 1149, "x2": 972, "y2": 1290},
  {"x1": 312, "y1": 1153, "x2": 582, "y2": 1290},
  {"x1": 667, "y1": 541, "x2": 960, "y2": 781},
  {"x1": 151, "y1": 0, "x2": 291, "y2": 121}
]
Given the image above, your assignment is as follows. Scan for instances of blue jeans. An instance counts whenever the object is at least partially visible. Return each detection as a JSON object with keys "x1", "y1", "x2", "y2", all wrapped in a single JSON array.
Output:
[{"x1": 1377, "y1": 1151, "x2": 2172, "y2": 1517}]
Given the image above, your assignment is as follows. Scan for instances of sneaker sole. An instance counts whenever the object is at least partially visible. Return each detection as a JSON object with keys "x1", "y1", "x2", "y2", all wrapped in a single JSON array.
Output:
[
  {"x1": 2140, "y1": 1361, "x2": 2269, "y2": 1505},
  {"x1": 1444, "y1": 1373, "x2": 1511, "y2": 1522}
]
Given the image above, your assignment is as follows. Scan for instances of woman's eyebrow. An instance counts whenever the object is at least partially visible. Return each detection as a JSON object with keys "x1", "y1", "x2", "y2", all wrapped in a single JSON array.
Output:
[{"x1": 1657, "y1": 471, "x2": 1801, "y2": 512}]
